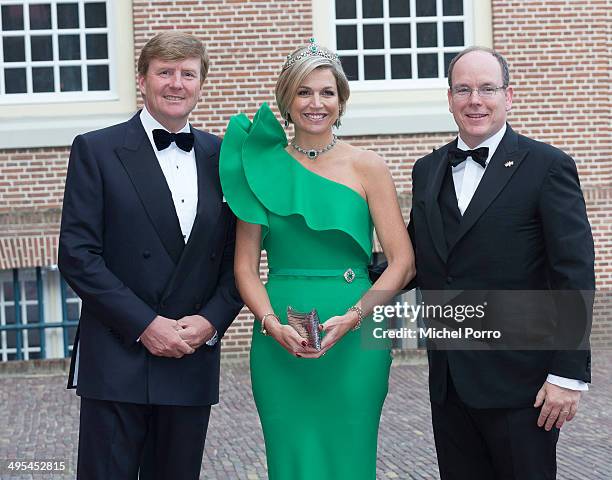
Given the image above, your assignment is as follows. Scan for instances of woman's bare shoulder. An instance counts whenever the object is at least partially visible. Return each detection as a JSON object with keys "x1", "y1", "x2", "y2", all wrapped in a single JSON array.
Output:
[{"x1": 340, "y1": 142, "x2": 390, "y2": 178}]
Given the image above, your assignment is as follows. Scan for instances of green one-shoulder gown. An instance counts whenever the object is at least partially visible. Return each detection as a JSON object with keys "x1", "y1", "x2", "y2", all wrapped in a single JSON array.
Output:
[{"x1": 220, "y1": 103, "x2": 391, "y2": 480}]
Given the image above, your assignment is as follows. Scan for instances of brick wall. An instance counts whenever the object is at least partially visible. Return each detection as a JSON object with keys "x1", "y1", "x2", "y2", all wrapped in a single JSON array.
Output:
[
  {"x1": 490, "y1": 0, "x2": 612, "y2": 348},
  {"x1": 0, "y1": 148, "x2": 68, "y2": 267},
  {"x1": 0, "y1": 0, "x2": 609, "y2": 356}
]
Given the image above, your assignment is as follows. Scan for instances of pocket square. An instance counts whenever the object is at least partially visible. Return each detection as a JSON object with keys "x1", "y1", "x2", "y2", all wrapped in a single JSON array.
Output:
[{"x1": 222, "y1": 195, "x2": 227, "y2": 203}]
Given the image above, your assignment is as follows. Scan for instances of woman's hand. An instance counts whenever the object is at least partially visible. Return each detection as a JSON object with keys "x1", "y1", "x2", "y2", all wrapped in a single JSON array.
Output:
[
  {"x1": 267, "y1": 319, "x2": 320, "y2": 358},
  {"x1": 318, "y1": 310, "x2": 360, "y2": 354}
]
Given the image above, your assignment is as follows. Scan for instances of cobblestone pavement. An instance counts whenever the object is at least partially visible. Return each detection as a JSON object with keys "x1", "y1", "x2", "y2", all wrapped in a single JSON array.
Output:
[{"x1": 1, "y1": 351, "x2": 611, "y2": 480}]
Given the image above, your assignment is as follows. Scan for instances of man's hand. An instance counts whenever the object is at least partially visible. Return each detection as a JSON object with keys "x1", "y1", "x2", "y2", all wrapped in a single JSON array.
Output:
[
  {"x1": 140, "y1": 315, "x2": 195, "y2": 358},
  {"x1": 534, "y1": 381, "x2": 581, "y2": 431},
  {"x1": 177, "y1": 315, "x2": 216, "y2": 349}
]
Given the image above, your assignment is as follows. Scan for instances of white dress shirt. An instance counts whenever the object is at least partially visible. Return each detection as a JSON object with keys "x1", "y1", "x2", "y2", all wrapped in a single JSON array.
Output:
[
  {"x1": 140, "y1": 106, "x2": 198, "y2": 243},
  {"x1": 140, "y1": 107, "x2": 218, "y2": 346},
  {"x1": 451, "y1": 125, "x2": 587, "y2": 392}
]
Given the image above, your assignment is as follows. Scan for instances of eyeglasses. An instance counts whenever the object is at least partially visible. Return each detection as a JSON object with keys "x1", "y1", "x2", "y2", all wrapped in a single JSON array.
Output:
[{"x1": 451, "y1": 86, "x2": 506, "y2": 99}]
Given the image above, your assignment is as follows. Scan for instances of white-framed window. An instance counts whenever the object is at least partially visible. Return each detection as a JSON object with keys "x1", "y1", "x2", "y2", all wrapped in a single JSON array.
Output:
[
  {"x1": 0, "y1": 267, "x2": 80, "y2": 362},
  {"x1": 313, "y1": 0, "x2": 492, "y2": 135},
  {"x1": 0, "y1": 0, "x2": 113, "y2": 103},
  {"x1": 0, "y1": 0, "x2": 135, "y2": 148},
  {"x1": 333, "y1": 0, "x2": 472, "y2": 91},
  {"x1": 0, "y1": 268, "x2": 43, "y2": 361}
]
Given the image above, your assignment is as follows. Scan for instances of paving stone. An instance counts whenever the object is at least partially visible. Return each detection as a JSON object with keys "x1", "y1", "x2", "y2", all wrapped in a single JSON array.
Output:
[{"x1": 1, "y1": 351, "x2": 610, "y2": 479}]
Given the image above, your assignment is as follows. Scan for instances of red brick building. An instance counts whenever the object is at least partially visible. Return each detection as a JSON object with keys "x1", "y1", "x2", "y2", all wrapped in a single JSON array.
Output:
[{"x1": 0, "y1": 0, "x2": 609, "y2": 360}]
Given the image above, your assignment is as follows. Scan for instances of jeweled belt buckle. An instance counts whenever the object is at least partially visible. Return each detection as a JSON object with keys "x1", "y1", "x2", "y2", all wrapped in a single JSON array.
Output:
[{"x1": 343, "y1": 268, "x2": 355, "y2": 283}]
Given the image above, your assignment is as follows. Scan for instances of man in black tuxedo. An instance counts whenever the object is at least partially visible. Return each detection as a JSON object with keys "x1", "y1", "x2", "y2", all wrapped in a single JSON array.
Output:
[
  {"x1": 400, "y1": 47, "x2": 594, "y2": 479},
  {"x1": 58, "y1": 32, "x2": 242, "y2": 479}
]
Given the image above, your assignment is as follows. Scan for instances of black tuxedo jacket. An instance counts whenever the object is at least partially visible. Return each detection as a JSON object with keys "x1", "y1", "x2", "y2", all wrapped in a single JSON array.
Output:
[
  {"x1": 403, "y1": 125, "x2": 594, "y2": 408},
  {"x1": 58, "y1": 112, "x2": 243, "y2": 406}
]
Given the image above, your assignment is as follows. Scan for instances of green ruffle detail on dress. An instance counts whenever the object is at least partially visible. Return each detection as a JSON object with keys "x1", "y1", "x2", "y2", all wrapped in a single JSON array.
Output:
[
  {"x1": 219, "y1": 111, "x2": 270, "y2": 242},
  {"x1": 220, "y1": 103, "x2": 372, "y2": 260}
]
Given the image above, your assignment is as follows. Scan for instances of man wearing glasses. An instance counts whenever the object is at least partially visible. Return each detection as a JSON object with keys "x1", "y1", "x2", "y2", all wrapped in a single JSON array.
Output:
[{"x1": 405, "y1": 46, "x2": 594, "y2": 479}]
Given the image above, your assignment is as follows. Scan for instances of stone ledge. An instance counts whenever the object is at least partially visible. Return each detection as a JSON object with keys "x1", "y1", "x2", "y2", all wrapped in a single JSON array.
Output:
[{"x1": 0, "y1": 358, "x2": 70, "y2": 376}]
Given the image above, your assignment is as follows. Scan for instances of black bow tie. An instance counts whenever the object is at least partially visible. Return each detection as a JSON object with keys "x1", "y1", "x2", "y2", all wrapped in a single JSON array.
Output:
[
  {"x1": 152, "y1": 129, "x2": 194, "y2": 152},
  {"x1": 448, "y1": 146, "x2": 489, "y2": 168}
]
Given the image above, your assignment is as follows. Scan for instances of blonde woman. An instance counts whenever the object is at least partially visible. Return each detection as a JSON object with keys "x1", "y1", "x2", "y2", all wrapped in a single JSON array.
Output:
[{"x1": 219, "y1": 39, "x2": 415, "y2": 479}]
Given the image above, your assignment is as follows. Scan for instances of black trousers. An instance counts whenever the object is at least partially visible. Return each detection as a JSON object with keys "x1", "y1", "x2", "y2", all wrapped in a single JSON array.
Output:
[
  {"x1": 431, "y1": 376, "x2": 559, "y2": 480},
  {"x1": 77, "y1": 397, "x2": 211, "y2": 480}
]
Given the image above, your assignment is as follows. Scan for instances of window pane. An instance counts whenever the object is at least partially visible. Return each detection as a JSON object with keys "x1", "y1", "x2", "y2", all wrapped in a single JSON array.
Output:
[
  {"x1": 85, "y1": 2, "x2": 107, "y2": 28},
  {"x1": 417, "y1": 53, "x2": 438, "y2": 78},
  {"x1": 31, "y1": 35, "x2": 53, "y2": 61},
  {"x1": 417, "y1": 23, "x2": 437, "y2": 47},
  {"x1": 5, "y1": 305, "x2": 16, "y2": 323},
  {"x1": 86, "y1": 33, "x2": 108, "y2": 59},
  {"x1": 335, "y1": 0, "x2": 356, "y2": 19},
  {"x1": 336, "y1": 25, "x2": 357, "y2": 50},
  {"x1": 363, "y1": 0, "x2": 383, "y2": 18},
  {"x1": 27, "y1": 305, "x2": 40, "y2": 323},
  {"x1": 390, "y1": 24, "x2": 410, "y2": 48},
  {"x1": 416, "y1": 0, "x2": 436, "y2": 16},
  {"x1": 29, "y1": 4, "x2": 51, "y2": 30},
  {"x1": 57, "y1": 3, "x2": 79, "y2": 29},
  {"x1": 444, "y1": 52, "x2": 456, "y2": 77},
  {"x1": 24, "y1": 280, "x2": 38, "y2": 301},
  {"x1": 1, "y1": 5, "x2": 24, "y2": 31},
  {"x1": 443, "y1": 0, "x2": 463, "y2": 15},
  {"x1": 67, "y1": 326, "x2": 78, "y2": 348},
  {"x1": 3, "y1": 37, "x2": 25, "y2": 62},
  {"x1": 3, "y1": 282, "x2": 14, "y2": 301},
  {"x1": 64, "y1": 282, "x2": 79, "y2": 299},
  {"x1": 59, "y1": 35, "x2": 81, "y2": 60},
  {"x1": 363, "y1": 24, "x2": 384, "y2": 49},
  {"x1": 364, "y1": 55, "x2": 385, "y2": 80},
  {"x1": 32, "y1": 67, "x2": 54, "y2": 92},
  {"x1": 340, "y1": 55, "x2": 358, "y2": 81},
  {"x1": 443, "y1": 22, "x2": 464, "y2": 46},
  {"x1": 66, "y1": 303, "x2": 80, "y2": 322},
  {"x1": 88, "y1": 65, "x2": 109, "y2": 90},
  {"x1": 390, "y1": 0, "x2": 410, "y2": 17},
  {"x1": 391, "y1": 54, "x2": 412, "y2": 79},
  {"x1": 29, "y1": 350, "x2": 43, "y2": 360},
  {"x1": 60, "y1": 66, "x2": 82, "y2": 91}
]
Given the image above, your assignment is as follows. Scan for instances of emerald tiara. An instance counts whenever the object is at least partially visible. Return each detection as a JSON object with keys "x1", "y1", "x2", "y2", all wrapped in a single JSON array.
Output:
[{"x1": 282, "y1": 37, "x2": 341, "y2": 71}]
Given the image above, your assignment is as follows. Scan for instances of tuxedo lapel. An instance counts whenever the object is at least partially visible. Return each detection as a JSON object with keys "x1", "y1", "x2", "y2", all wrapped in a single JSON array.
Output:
[
  {"x1": 190, "y1": 130, "x2": 222, "y2": 248},
  {"x1": 161, "y1": 130, "x2": 222, "y2": 300},
  {"x1": 115, "y1": 112, "x2": 185, "y2": 265},
  {"x1": 425, "y1": 143, "x2": 455, "y2": 263},
  {"x1": 449, "y1": 126, "x2": 528, "y2": 253}
]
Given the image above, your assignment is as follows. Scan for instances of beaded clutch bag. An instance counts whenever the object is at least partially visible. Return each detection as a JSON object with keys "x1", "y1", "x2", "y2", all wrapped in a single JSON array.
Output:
[{"x1": 286, "y1": 306, "x2": 322, "y2": 351}]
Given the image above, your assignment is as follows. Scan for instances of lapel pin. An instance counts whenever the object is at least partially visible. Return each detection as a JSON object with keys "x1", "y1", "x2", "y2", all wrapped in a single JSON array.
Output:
[{"x1": 504, "y1": 161, "x2": 514, "y2": 168}]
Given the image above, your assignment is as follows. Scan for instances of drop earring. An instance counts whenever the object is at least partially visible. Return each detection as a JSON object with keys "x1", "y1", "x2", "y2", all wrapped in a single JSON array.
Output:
[{"x1": 334, "y1": 108, "x2": 343, "y2": 129}]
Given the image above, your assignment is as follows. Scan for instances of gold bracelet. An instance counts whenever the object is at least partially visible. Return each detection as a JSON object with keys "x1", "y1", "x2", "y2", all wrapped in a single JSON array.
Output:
[
  {"x1": 346, "y1": 305, "x2": 363, "y2": 331},
  {"x1": 260, "y1": 312, "x2": 279, "y2": 336}
]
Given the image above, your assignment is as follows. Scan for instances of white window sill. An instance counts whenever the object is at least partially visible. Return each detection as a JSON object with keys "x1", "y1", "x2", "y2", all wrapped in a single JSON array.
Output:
[
  {"x1": 338, "y1": 102, "x2": 456, "y2": 136},
  {"x1": 337, "y1": 90, "x2": 456, "y2": 136},
  {"x1": 0, "y1": 113, "x2": 135, "y2": 149}
]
